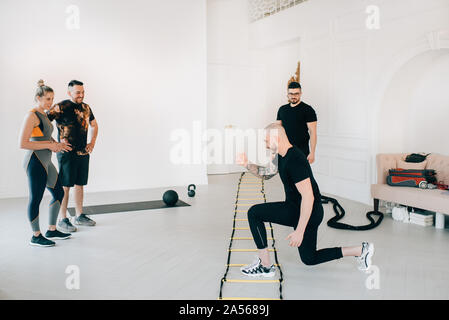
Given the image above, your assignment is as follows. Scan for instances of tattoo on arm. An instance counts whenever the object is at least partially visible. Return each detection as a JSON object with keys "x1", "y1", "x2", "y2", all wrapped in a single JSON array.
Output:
[
  {"x1": 47, "y1": 105, "x2": 61, "y2": 121},
  {"x1": 246, "y1": 160, "x2": 278, "y2": 180}
]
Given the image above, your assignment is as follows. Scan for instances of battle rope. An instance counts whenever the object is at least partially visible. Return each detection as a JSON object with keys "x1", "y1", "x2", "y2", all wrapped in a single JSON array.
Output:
[
  {"x1": 321, "y1": 195, "x2": 384, "y2": 231},
  {"x1": 219, "y1": 172, "x2": 284, "y2": 300}
]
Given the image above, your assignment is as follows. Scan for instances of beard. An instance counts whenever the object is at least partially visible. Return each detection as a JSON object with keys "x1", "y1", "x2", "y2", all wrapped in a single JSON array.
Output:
[
  {"x1": 266, "y1": 143, "x2": 278, "y2": 154},
  {"x1": 289, "y1": 98, "x2": 299, "y2": 105}
]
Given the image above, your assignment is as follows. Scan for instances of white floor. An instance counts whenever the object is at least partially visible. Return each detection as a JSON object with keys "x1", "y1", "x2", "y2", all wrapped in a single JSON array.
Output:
[{"x1": 1, "y1": 173, "x2": 449, "y2": 300}]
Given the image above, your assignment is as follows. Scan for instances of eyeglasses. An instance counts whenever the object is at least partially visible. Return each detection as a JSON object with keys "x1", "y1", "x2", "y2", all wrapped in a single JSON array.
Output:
[{"x1": 288, "y1": 93, "x2": 301, "y2": 96}]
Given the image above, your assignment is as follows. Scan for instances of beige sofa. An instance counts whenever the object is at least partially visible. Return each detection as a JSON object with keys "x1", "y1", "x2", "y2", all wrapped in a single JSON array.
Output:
[{"x1": 371, "y1": 153, "x2": 449, "y2": 229}]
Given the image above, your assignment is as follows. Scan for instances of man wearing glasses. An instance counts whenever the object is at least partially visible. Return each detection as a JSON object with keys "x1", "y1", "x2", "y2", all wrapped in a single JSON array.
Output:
[{"x1": 276, "y1": 82, "x2": 317, "y2": 164}]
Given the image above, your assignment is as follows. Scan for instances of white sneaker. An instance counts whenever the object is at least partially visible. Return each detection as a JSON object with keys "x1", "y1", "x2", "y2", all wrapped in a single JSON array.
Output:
[
  {"x1": 357, "y1": 242, "x2": 374, "y2": 271},
  {"x1": 240, "y1": 257, "x2": 275, "y2": 278}
]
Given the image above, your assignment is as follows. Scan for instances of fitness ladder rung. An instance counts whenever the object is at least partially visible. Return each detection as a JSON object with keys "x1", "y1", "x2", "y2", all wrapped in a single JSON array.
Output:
[
  {"x1": 225, "y1": 263, "x2": 281, "y2": 268},
  {"x1": 233, "y1": 227, "x2": 272, "y2": 230},
  {"x1": 218, "y1": 297, "x2": 280, "y2": 301},
  {"x1": 231, "y1": 237, "x2": 273, "y2": 240},
  {"x1": 226, "y1": 263, "x2": 280, "y2": 267},
  {"x1": 222, "y1": 278, "x2": 282, "y2": 283},
  {"x1": 228, "y1": 249, "x2": 276, "y2": 252}
]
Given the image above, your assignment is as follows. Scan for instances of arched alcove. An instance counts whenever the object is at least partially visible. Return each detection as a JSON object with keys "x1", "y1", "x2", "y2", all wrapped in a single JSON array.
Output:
[{"x1": 378, "y1": 49, "x2": 449, "y2": 154}]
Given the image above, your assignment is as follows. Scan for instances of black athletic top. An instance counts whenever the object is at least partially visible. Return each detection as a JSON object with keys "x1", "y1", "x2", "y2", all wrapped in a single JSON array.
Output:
[
  {"x1": 278, "y1": 146, "x2": 321, "y2": 207},
  {"x1": 48, "y1": 100, "x2": 95, "y2": 155},
  {"x1": 276, "y1": 102, "x2": 317, "y2": 155}
]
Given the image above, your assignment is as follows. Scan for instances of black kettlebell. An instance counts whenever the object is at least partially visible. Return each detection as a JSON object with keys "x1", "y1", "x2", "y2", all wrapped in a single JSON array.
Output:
[{"x1": 187, "y1": 184, "x2": 196, "y2": 197}]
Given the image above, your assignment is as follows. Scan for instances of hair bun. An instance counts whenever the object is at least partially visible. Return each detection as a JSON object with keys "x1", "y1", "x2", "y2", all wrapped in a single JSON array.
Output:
[{"x1": 37, "y1": 79, "x2": 45, "y2": 87}]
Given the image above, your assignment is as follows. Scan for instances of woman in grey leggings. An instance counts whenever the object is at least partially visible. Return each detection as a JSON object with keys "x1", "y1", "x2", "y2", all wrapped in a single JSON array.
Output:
[{"x1": 19, "y1": 80, "x2": 72, "y2": 247}]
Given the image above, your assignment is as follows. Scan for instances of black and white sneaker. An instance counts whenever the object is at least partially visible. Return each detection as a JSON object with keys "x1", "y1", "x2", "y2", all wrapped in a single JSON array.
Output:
[
  {"x1": 357, "y1": 242, "x2": 375, "y2": 271},
  {"x1": 29, "y1": 234, "x2": 55, "y2": 247},
  {"x1": 240, "y1": 257, "x2": 275, "y2": 277},
  {"x1": 45, "y1": 229, "x2": 72, "y2": 240}
]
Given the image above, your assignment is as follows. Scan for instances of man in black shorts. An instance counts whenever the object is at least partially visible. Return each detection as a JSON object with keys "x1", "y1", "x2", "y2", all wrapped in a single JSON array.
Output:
[
  {"x1": 48, "y1": 80, "x2": 99, "y2": 231},
  {"x1": 277, "y1": 82, "x2": 317, "y2": 163},
  {"x1": 236, "y1": 123, "x2": 374, "y2": 277}
]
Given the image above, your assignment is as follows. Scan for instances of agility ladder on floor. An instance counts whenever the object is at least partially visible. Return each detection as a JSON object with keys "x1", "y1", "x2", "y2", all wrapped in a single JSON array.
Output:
[{"x1": 218, "y1": 172, "x2": 284, "y2": 300}]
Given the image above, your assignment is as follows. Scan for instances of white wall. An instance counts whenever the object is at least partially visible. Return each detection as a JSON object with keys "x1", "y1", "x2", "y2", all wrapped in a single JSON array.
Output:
[
  {"x1": 379, "y1": 50, "x2": 449, "y2": 154},
  {"x1": 0, "y1": 0, "x2": 207, "y2": 199},
  {"x1": 207, "y1": 0, "x2": 301, "y2": 173},
  {"x1": 207, "y1": 0, "x2": 265, "y2": 174},
  {"x1": 405, "y1": 53, "x2": 449, "y2": 154},
  {"x1": 208, "y1": 0, "x2": 449, "y2": 204}
]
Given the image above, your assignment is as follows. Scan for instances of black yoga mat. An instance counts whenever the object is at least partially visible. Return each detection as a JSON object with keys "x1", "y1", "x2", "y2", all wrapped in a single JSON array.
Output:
[{"x1": 67, "y1": 200, "x2": 190, "y2": 216}]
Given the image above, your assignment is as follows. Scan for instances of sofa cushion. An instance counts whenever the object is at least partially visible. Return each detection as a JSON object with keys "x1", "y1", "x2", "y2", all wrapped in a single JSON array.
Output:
[
  {"x1": 426, "y1": 154, "x2": 449, "y2": 185},
  {"x1": 371, "y1": 184, "x2": 449, "y2": 215}
]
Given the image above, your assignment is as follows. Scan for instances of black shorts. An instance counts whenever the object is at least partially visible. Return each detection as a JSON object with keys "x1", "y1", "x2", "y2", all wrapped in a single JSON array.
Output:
[{"x1": 57, "y1": 152, "x2": 90, "y2": 187}]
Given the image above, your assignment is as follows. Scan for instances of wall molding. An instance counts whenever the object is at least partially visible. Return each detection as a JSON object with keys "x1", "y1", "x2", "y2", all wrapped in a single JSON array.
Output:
[
  {"x1": 331, "y1": 157, "x2": 367, "y2": 184},
  {"x1": 427, "y1": 30, "x2": 449, "y2": 51},
  {"x1": 248, "y1": 0, "x2": 309, "y2": 22},
  {"x1": 312, "y1": 155, "x2": 331, "y2": 176},
  {"x1": 317, "y1": 134, "x2": 370, "y2": 151}
]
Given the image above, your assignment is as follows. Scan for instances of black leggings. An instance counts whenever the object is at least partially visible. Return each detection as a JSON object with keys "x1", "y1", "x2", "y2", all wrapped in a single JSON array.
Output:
[
  {"x1": 248, "y1": 201, "x2": 343, "y2": 266},
  {"x1": 27, "y1": 153, "x2": 64, "y2": 232}
]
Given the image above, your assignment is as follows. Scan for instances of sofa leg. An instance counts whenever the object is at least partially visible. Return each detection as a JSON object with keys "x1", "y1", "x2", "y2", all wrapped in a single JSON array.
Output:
[
  {"x1": 374, "y1": 199, "x2": 380, "y2": 212},
  {"x1": 435, "y1": 212, "x2": 445, "y2": 229}
]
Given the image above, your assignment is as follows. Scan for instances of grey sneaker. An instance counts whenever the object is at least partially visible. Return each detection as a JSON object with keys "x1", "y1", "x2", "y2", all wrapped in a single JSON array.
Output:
[
  {"x1": 357, "y1": 242, "x2": 375, "y2": 271},
  {"x1": 241, "y1": 257, "x2": 275, "y2": 278},
  {"x1": 58, "y1": 218, "x2": 77, "y2": 233},
  {"x1": 74, "y1": 213, "x2": 96, "y2": 226}
]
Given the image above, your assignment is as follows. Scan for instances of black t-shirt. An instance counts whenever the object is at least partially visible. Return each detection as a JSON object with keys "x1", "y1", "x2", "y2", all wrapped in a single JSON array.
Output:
[
  {"x1": 276, "y1": 101, "x2": 317, "y2": 155},
  {"x1": 278, "y1": 146, "x2": 321, "y2": 207},
  {"x1": 48, "y1": 100, "x2": 95, "y2": 154}
]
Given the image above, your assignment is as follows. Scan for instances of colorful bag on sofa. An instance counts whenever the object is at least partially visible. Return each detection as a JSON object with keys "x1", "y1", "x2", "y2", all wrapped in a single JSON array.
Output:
[{"x1": 387, "y1": 169, "x2": 437, "y2": 188}]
